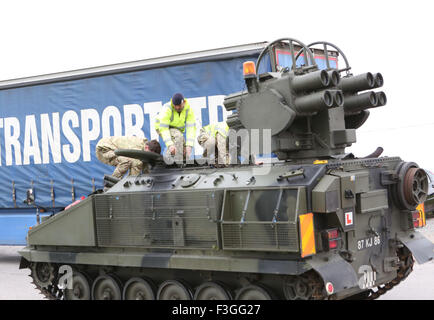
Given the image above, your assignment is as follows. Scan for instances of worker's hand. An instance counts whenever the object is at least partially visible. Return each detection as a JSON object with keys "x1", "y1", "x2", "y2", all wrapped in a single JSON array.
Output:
[
  {"x1": 185, "y1": 146, "x2": 192, "y2": 159},
  {"x1": 169, "y1": 145, "x2": 176, "y2": 155}
]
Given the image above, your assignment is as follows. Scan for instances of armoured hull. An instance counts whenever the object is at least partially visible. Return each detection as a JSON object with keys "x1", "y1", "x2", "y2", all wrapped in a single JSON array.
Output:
[
  {"x1": 19, "y1": 156, "x2": 434, "y2": 300},
  {"x1": 18, "y1": 37, "x2": 434, "y2": 300}
]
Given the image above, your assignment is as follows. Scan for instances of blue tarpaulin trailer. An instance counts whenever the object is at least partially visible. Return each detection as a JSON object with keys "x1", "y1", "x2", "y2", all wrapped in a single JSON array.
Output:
[{"x1": 0, "y1": 41, "x2": 336, "y2": 244}]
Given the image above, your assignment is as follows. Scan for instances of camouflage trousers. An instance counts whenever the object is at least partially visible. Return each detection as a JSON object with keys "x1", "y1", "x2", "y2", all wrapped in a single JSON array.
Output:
[
  {"x1": 197, "y1": 129, "x2": 229, "y2": 166},
  {"x1": 157, "y1": 128, "x2": 186, "y2": 162},
  {"x1": 96, "y1": 147, "x2": 147, "y2": 179}
]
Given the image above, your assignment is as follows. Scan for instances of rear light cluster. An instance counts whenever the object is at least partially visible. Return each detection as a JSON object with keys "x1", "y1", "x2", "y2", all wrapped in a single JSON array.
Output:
[
  {"x1": 322, "y1": 228, "x2": 341, "y2": 251},
  {"x1": 412, "y1": 210, "x2": 425, "y2": 228}
]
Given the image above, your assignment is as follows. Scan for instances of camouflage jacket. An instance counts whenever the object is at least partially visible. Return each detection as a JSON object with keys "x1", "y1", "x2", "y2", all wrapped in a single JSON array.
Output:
[{"x1": 96, "y1": 136, "x2": 148, "y2": 152}]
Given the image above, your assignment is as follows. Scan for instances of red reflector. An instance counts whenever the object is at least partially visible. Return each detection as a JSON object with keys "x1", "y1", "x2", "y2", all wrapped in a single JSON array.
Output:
[
  {"x1": 412, "y1": 211, "x2": 422, "y2": 228},
  {"x1": 326, "y1": 282, "x2": 334, "y2": 295},
  {"x1": 329, "y1": 240, "x2": 338, "y2": 249},
  {"x1": 328, "y1": 229, "x2": 339, "y2": 239},
  {"x1": 322, "y1": 229, "x2": 340, "y2": 251}
]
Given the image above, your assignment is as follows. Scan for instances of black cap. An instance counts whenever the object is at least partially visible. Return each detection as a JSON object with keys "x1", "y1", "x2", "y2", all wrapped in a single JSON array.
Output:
[{"x1": 172, "y1": 93, "x2": 184, "y2": 106}]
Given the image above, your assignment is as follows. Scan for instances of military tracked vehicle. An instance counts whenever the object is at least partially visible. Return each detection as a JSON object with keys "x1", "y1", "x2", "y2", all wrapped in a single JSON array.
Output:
[{"x1": 19, "y1": 38, "x2": 434, "y2": 300}]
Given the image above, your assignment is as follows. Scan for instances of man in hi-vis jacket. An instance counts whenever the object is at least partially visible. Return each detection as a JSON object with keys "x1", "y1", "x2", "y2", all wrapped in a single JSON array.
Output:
[{"x1": 155, "y1": 93, "x2": 196, "y2": 161}]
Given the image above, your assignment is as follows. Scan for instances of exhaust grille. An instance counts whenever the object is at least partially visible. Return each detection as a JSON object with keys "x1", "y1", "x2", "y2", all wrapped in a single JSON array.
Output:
[
  {"x1": 221, "y1": 222, "x2": 298, "y2": 251},
  {"x1": 95, "y1": 190, "x2": 222, "y2": 248},
  {"x1": 221, "y1": 188, "x2": 301, "y2": 252}
]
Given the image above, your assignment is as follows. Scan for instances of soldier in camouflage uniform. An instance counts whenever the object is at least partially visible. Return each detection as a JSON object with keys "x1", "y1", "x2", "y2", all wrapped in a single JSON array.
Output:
[
  {"x1": 197, "y1": 121, "x2": 229, "y2": 166},
  {"x1": 95, "y1": 136, "x2": 161, "y2": 179}
]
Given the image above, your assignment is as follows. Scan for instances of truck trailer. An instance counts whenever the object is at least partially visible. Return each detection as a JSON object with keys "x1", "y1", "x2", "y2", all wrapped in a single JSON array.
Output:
[{"x1": 0, "y1": 41, "x2": 337, "y2": 244}]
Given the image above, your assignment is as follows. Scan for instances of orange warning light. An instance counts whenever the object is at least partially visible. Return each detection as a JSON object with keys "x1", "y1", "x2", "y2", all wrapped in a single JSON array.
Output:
[{"x1": 243, "y1": 61, "x2": 256, "y2": 77}]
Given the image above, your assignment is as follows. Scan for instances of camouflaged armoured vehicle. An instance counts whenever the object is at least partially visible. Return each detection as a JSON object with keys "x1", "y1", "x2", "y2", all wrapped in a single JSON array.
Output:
[{"x1": 19, "y1": 38, "x2": 434, "y2": 300}]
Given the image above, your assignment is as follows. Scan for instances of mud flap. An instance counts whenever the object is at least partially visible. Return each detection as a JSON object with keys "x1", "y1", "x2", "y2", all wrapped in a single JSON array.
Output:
[
  {"x1": 19, "y1": 257, "x2": 30, "y2": 269},
  {"x1": 308, "y1": 254, "x2": 358, "y2": 294},
  {"x1": 397, "y1": 232, "x2": 434, "y2": 264}
]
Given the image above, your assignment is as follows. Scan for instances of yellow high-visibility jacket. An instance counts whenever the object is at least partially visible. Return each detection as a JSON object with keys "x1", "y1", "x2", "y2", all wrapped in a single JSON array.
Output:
[
  {"x1": 155, "y1": 99, "x2": 196, "y2": 147},
  {"x1": 202, "y1": 121, "x2": 229, "y2": 138}
]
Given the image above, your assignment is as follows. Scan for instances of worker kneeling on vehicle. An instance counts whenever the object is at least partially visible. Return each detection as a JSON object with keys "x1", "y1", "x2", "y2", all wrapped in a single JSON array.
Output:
[{"x1": 96, "y1": 136, "x2": 161, "y2": 178}]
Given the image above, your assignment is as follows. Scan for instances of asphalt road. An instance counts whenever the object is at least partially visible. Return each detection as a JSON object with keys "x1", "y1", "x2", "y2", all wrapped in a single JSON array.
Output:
[
  {"x1": 0, "y1": 246, "x2": 41, "y2": 300},
  {"x1": 0, "y1": 220, "x2": 433, "y2": 300},
  {"x1": 378, "y1": 218, "x2": 434, "y2": 300}
]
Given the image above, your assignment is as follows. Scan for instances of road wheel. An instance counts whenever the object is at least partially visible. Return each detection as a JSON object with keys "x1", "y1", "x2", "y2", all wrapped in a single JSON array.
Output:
[
  {"x1": 92, "y1": 275, "x2": 122, "y2": 300},
  {"x1": 157, "y1": 280, "x2": 192, "y2": 300},
  {"x1": 123, "y1": 277, "x2": 156, "y2": 300},
  {"x1": 235, "y1": 284, "x2": 272, "y2": 300},
  {"x1": 64, "y1": 271, "x2": 91, "y2": 300},
  {"x1": 194, "y1": 281, "x2": 232, "y2": 300}
]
